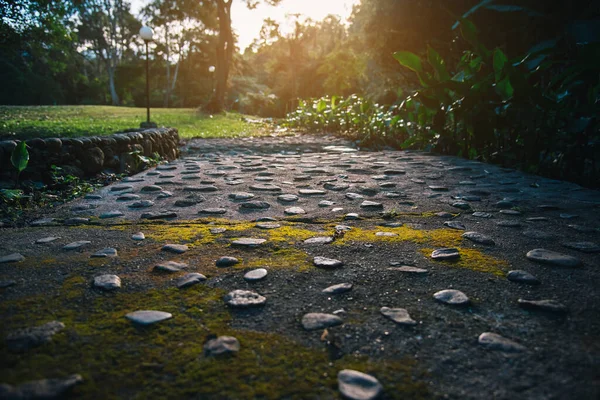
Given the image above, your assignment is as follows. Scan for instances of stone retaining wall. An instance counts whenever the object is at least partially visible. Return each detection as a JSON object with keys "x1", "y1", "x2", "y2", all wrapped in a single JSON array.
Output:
[{"x1": 0, "y1": 128, "x2": 179, "y2": 182}]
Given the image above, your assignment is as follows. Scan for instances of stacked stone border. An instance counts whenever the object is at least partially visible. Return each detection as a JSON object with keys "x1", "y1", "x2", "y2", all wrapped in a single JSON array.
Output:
[{"x1": 0, "y1": 128, "x2": 180, "y2": 181}]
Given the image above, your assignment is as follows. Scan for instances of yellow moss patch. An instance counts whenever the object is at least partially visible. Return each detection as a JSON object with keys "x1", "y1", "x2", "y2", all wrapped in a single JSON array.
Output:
[
  {"x1": 245, "y1": 248, "x2": 312, "y2": 272},
  {"x1": 332, "y1": 225, "x2": 462, "y2": 247},
  {"x1": 420, "y1": 247, "x2": 508, "y2": 276},
  {"x1": 266, "y1": 224, "x2": 321, "y2": 244}
]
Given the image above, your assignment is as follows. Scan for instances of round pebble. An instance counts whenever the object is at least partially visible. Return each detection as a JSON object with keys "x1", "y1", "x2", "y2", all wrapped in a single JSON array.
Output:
[
  {"x1": 244, "y1": 268, "x2": 268, "y2": 281},
  {"x1": 224, "y1": 290, "x2": 267, "y2": 307},
  {"x1": 431, "y1": 248, "x2": 460, "y2": 260},
  {"x1": 507, "y1": 270, "x2": 540, "y2": 285},
  {"x1": 526, "y1": 249, "x2": 582, "y2": 268},
  {"x1": 337, "y1": 369, "x2": 383, "y2": 400},
  {"x1": 93, "y1": 274, "x2": 121, "y2": 290},
  {"x1": 433, "y1": 289, "x2": 469, "y2": 305},
  {"x1": 125, "y1": 310, "x2": 172, "y2": 325},
  {"x1": 478, "y1": 332, "x2": 526, "y2": 353},
  {"x1": 162, "y1": 244, "x2": 188, "y2": 254},
  {"x1": 301, "y1": 313, "x2": 343, "y2": 330},
  {"x1": 462, "y1": 231, "x2": 495, "y2": 245},
  {"x1": 322, "y1": 283, "x2": 353, "y2": 294},
  {"x1": 204, "y1": 336, "x2": 240, "y2": 356},
  {"x1": 380, "y1": 307, "x2": 416, "y2": 326},
  {"x1": 313, "y1": 256, "x2": 344, "y2": 268}
]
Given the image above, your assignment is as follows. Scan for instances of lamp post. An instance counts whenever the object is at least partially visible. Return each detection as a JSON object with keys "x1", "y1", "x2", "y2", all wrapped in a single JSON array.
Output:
[
  {"x1": 139, "y1": 26, "x2": 156, "y2": 128},
  {"x1": 208, "y1": 65, "x2": 216, "y2": 100}
]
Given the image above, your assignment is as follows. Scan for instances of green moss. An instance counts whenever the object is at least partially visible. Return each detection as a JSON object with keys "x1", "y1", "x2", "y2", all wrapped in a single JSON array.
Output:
[
  {"x1": 333, "y1": 225, "x2": 462, "y2": 247},
  {"x1": 245, "y1": 247, "x2": 313, "y2": 272},
  {"x1": 0, "y1": 280, "x2": 430, "y2": 399},
  {"x1": 420, "y1": 247, "x2": 508, "y2": 276}
]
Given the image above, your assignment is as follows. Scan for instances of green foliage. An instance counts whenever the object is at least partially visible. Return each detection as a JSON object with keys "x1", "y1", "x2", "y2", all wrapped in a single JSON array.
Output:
[{"x1": 10, "y1": 141, "x2": 29, "y2": 175}]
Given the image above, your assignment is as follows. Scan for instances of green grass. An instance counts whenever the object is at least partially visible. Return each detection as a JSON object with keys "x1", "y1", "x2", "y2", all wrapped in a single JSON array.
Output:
[{"x1": 0, "y1": 106, "x2": 273, "y2": 140}]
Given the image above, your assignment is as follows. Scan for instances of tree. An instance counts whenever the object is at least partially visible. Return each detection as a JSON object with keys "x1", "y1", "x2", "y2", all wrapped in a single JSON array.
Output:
[{"x1": 207, "y1": 0, "x2": 282, "y2": 113}]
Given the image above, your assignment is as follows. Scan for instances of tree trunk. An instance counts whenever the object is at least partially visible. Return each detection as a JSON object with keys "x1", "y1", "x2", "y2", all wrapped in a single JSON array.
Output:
[
  {"x1": 164, "y1": 25, "x2": 171, "y2": 108},
  {"x1": 107, "y1": 65, "x2": 120, "y2": 106},
  {"x1": 209, "y1": 0, "x2": 233, "y2": 113}
]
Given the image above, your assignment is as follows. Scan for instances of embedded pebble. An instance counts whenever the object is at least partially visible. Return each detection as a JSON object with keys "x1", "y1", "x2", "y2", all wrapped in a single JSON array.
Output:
[
  {"x1": 224, "y1": 289, "x2": 266, "y2": 307},
  {"x1": 278, "y1": 194, "x2": 299, "y2": 202},
  {"x1": 132, "y1": 232, "x2": 145, "y2": 241},
  {"x1": 478, "y1": 332, "x2": 526, "y2": 353},
  {"x1": 387, "y1": 266, "x2": 428, "y2": 274},
  {"x1": 507, "y1": 270, "x2": 540, "y2": 285},
  {"x1": 229, "y1": 192, "x2": 255, "y2": 200},
  {"x1": 240, "y1": 201, "x2": 271, "y2": 209},
  {"x1": 128, "y1": 200, "x2": 155, "y2": 208},
  {"x1": 204, "y1": 336, "x2": 240, "y2": 356},
  {"x1": 141, "y1": 211, "x2": 177, "y2": 220},
  {"x1": 216, "y1": 256, "x2": 240, "y2": 267},
  {"x1": 111, "y1": 184, "x2": 134, "y2": 192},
  {"x1": 499, "y1": 209, "x2": 521, "y2": 215},
  {"x1": 444, "y1": 221, "x2": 466, "y2": 230},
  {"x1": 162, "y1": 244, "x2": 188, "y2": 254},
  {"x1": 154, "y1": 261, "x2": 188, "y2": 273},
  {"x1": 100, "y1": 211, "x2": 125, "y2": 219},
  {"x1": 345, "y1": 193, "x2": 364, "y2": 200},
  {"x1": 64, "y1": 217, "x2": 89, "y2": 225},
  {"x1": 140, "y1": 185, "x2": 163, "y2": 192},
  {"x1": 323, "y1": 283, "x2": 353, "y2": 294},
  {"x1": 462, "y1": 231, "x2": 495, "y2": 245},
  {"x1": 452, "y1": 202, "x2": 470, "y2": 210},
  {"x1": 299, "y1": 189, "x2": 326, "y2": 195},
  {"x1": 0, "y1": 280, "x2": 16, "y2": 288},
  {"x1": 431, "y1": 248, "x2": 460, "y2": 260},
  {"x1": 249, "y1": 184, "x2": 282, "y2": 192},
  {"x1": 257, "y1": 222, "x2": 281, "y2": 229},
  {"x1": 436, "y1": 212, "x2": 454, "y2": 218},
  {"x1": 198, "y1": 208, "x2": 227, "y2": 215},
  {"x1": 304, "y1": 237, "x2": 334, "y2": 244},
  {"x1": 562, "y1": 242, "x2": 600, "y2": 253},
  {"x1": 285, "y1": 207, "x2": 306, "y2": 215},
  {"x1": 125, "y1": 310, "x2": 172, "y2": 325},
  {"x1": 174, "y1": 199, "x2": 203, "y2": 207},
  {"x1": 318, "y1": 200, "x2": 335, "y2": 207},
  {"x1": 231, "y1": 238, "x2": 266, "y2": 247},
  {"x1": 6, "y1": 321, "x2": 65, "y2": 351},
  {"x1": 91, "y1": 248, "x2": 118, "y2": 258},
  {"x1": 526, "y1": 249, "x2": 582, "y2": 268},
  {"x1": 63, "y1": 241, "x2": 91, "y2": 250},
  {"x1": 177, "y1": 273, "x2": 207, "y2": 288},
  {"x1": 360, "y1": 201, "x2": 383, "y2": 209},
  {"x1": 244, "y1": 268, "x2": 268, "y2": 281},
  {"x1": 337, "y1": 369, "x2": 382, "y2": 400},
  {"x1": 0, "y1": 375, "x2": 83, "y2": 399},
  {"x1": 210, "y1": 228, "x2": 227, "y2": 234},
  {"x1": 93, "y1": 274, "x2": 121, "y2": 290},
  {"x1": 375, "y1": 232, "x2": 398, "y2": 237},
  {"x1": 380, "y1": 307, "x2": 416, "y2": 326},
  {"x1": 301, "y1": 313, "x2": 343, "y2": 330},
  {"x1": 0, "y1": 253, "x2": 25, "y2": 263},
  {"x1": 472, "y1": 212, "x2": 493, "y2": 218},
  {"x1": 433, "y1": 289, "x2": 469, "y2": 305},
  {"x1": 313, "y1": 256, "x2": 344, "y2": 268},
  {"x1": 518, "y1": 299, "x2": 568, "y2": 314},
  {"x1": 345, "y1": 213, "x2": 360, "y2": 220}
]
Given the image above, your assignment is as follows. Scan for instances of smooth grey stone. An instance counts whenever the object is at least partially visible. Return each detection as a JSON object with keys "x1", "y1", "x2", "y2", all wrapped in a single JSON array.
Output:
[
  {"x1": 301, "y1": 313, "x2": 343, "y2": 330},
  {"x1": 284, "y1": 207, "x2": 306, "y2": 215},
  {"x1": 444, "y1": 221, "x2": 466, "y2": 230},
  {"x1": 256, "y1": 222, "x2": 280, "y2": 229},
  {"x1": 433, "y1": 289, "x2": 469, "y2": 305},
  {"x1": 174, "y1": 198, "x2": 203, "y2": 207},
  {"x1": 497, "y1": 220, "x2": 521, "y2": 227},
  {"x1": 357, "y1": 186, "x2": 379, "y2": 195},
  {"x1": 6, "y1": 321, "x2": 65, "y2": 351},
  {"x1": 527, "y1": 217, "x2": 549, "y2": 222},
  {"x1": 462, "y1": 231, "x2": 495, "y2": 245},
  {"x1": 360, "y1": 201, "x2": 383, "y2": 209},
  {"x1": 0, "y1": 280, "x2": 16, "y2": 288},
  {"x1": 132, "y1": 232, "x2": 145, "y2": 241},
  {"x1": 229, "y1": 192, "x2": 255, "y2": 200},
  {"x1": 375, "y1": 232, "x2": 398, "y2": 237},
  {"x1": 385, "y1": 192, "x2": 403, "y2": 198},
  {"x1": 496, "y1": 200, "x2": 515, "y2": 209},
  {"x1": 231, "y1": 238, "x2": 266, "y2": 247},
  {"x1": 184, "y1": 185, "x2": 218, "y2": 192},
  {"x1": 0, "y1": 375, "x2": 83, "y2": 399},
  {"x1": 518, "y1": 299, "x2": 568, "y2": 314},
  {"x1": 210, "y1": 228, "x2": 227, "y2": 234},
  {"x1": 71, "y1": 204, "x2": 97, "y2": 212},
  {"x1": 224, "y1": 290, "x2": 266, "y2": 307},
  {"x1": 499, "y1": 209, "x2": 521, "y2": 215},
  {"x1": 125, "y1": 310, "x2": 172, "y2": 325},
  {"x1": 436, "y1": 212, "x2": 454, "y2": 218},
  {"x1": 526, "y1": 249, "x2": 582, "y2": 268},
  {"x1": 249, "y1": 184, "x2": 282, "y2": 192},
  {"x1": 379, "y1": 222, "x2": 403, "y2": 228},
  {"x1": 111, "y1": 184, "x2": 134, "y2": 192},
  {"x1": 216, "y1": 256, "x2": 239, "y2": 267},
  {"x1": 141, "y1": 211, "x2": 177, "y2": 220},
  {"x1": 64, "y1": 217, "x2": 89, "y2": 226},
  {"x1": 429, "y1": 186, "x2": 449, "y2": 191},
  {"x1": 30, "y1": 218, "x2": 55, "y2": 226},
  {"x1": 387, "y1": 266, "x2": 428, "y2": 274},
  {"x1": 345, "y1": 193, "x2": 364, "y2": 200},
  {"x1": 293, "y1": 175, "x2": 312, "y2": 181},
  {"x1": 313, "y1": 256, "x2": 343, "y2": 268},
  {"x1": 85, "y1": 194, "x2": 103, "y2": 199},
  {"x1": 156, "y1": 164, "x2": 177, "y2": 170},
  {"x1": 384, "y1": 169, "x2": 405, "y2": 175},
  {"x1": 154, "y1": 261, "x2": 188, "y2": 272},
  {"x1": 63, "y1": 241, "x2": 91, "y2": 250},
  {"x1": 380, "y1": 307, "x2": 417, "y2": 326},
  {"x1": 146, "y1": 171, "x2": 161, "y2": 176},
  {"x1": 452, "y1": 202, "x2": 471, "y2": 210},
  {"x1": 337, "y1": 369, "x2": 382, "y2": 400},
  {"x1": 91, "y1": 248, "x2": 118, "y2": 258},
  {"x1": 507, "y1": 270, "x2": 540, "y2": 285},
  {"x1": 93, "y1": 274, "x2": 121, "y2": 290},
  {"x1": 562, "y1": 242, "x2": 600, "y2": 253},
  {"x1": 344, "y1": 213, "x2": 360, "y2": 220},
  {"x1": 117, "y1": 194, "x2": 141, "y2": 201},
  {"x1": 478, "y1": 332, "x2": 526, "y2": 353},
  {"x1": 157, "y1": 191, "x2": 173, "y2": 198},
  {"x1": 0, "y1": 253, "x2": 24, "y2": 263},
  {"x1": 323, "y1": 283, "x2": 353, "y2": 294},
  {"x1": 100, "y1": 211, "x2": 125, "y2": 219},
  {"x1": 335, "y1": 225, "x2": 352, "y2": 232},
  {"x1": 379, "y1": 182, "x2": 396, "y2": 188},
  {"x1": 459, "y1": 181, "x2": 477, "y2": 186},
  {"x1": 299, "y1": 189, "x2": 326, "y2": 195},
  {"x1": 324, "y1": 183, "x2": 350, "y2": 191},
  {"x1": 278, "y1": 194, "x2": 299, "y2": 202},
  {"x1": 411, "y1": 179, "x2": 425, "y2": 184},
  {"x1": 304, "y1": 237, "x2": 333, "y2": 245},
  {"x1": 225, "y1": 180, "x2": 245, "y2": 186},
  {"x1": 559, "y1": 213, "x2": 578, "y2": 219},
  {"x1": 204, "y1": 336, "x2": 240, "y2": 356},
  {"x1": 538, "y1": 204, "x2": 560, "y2": 210},
  {"x1": 431, "y1": 248, "x2": 460, "y2": 260},
  {"x1": 256, "y1": 217, "x2": 277, "y2": 222},
  {"x1": 472, "y1": 212, "x2": 493, "y2": 218},
  {"x1": 140, "y1": 185, "x2": 163, "y2": 192},
  {"x1": 198, "y1": 208, "x2": 227, "y2": 215},
  {"x1": 162, "y1": 244, "x2": 188, "y2": 254},
  {"x1": 244, "y1": 268, "x2": 268, "y2": 281},
  {"x1": 240, "y1": 201, "x2": 271, "y2": 209},
  {"x1": 177, "y1": 273, "x2": 207, "y2": 288}
]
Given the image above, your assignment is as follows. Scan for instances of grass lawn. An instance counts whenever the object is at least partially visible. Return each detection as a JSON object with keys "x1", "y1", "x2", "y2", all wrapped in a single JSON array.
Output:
[{"x1": 0, "y1": 106, "x2": 273, "y2": 140}]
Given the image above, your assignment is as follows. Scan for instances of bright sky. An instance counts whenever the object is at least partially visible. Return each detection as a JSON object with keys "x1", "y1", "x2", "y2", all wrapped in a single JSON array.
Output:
[{"x1": 132, "y1": 0, "x2": 359, "y2": 51}]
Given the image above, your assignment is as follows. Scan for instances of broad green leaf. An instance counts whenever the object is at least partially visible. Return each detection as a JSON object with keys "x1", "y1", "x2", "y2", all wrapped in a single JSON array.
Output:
[
  {"x1": 460, "y1": 19, "x2": 479, "y2": 47},
  {"x1": 493, "y1": 48, "x2": 508, "y2": 82},
  {"x1": 11, "y1": 141, "x2": 29, "y2": 173},
  {"x1": 393, "y1": 51, "x2": 423, "y2": 74},
  {"x1": 316, "y1": 99, "x2": 327, "y2": 113},
  {"x1": 0, "y1": 189, "x2": 24, "y2": 201},
  {"x1": 427, "y1": 46, "x2": 451, "y2": 82},
  {"x1": 495, "y1": 76, "x2": 514, "y2": 99}
]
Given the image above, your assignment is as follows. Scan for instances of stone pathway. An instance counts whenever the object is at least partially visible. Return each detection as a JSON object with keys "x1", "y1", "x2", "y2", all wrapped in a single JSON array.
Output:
[{"x1": 0, "y1": 134, "x2": 599, "y2": 399}]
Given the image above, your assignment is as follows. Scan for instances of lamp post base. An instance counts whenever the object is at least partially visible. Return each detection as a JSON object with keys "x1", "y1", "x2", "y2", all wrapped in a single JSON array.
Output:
[{"x1": 140, "y1": 121, "x2": 158, "y2": 129}]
